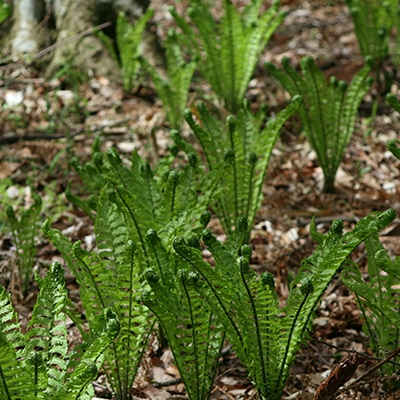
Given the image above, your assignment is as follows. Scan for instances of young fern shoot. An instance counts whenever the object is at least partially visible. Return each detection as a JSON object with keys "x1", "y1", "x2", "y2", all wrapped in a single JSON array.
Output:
[
  {"x1": 169, "y1": 0, "x2": 285, "y2": 113},
  {"x1": 6, "y1": 191, "x2": 42, "y2": 296},
  {"x1": 141, "y1": 29, "x2": 196, "y2": 129},
  {"x1": 177, "y1": 96, "x2": 301, "y2": 239},
  {"x1": 98, "y1": 9, "x2": 154, "y2": 92},
  {"x1": 266, "y1": 56, "x2": 372, "y2": 193},
  {"x1": 173, "y1": 209, "x2": 395, "y2": 400}
]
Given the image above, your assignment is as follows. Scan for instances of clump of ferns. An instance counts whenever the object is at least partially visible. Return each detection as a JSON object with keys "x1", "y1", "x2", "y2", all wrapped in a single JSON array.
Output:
[
  {"x1": 142, "y1": 229, "x2": 225, "y2": 400},
  {"x1": 345, "y1": 0, "x2": 398, "y2": 93},
  {"x1": 172, "y1": 209, "x2": 395, "y2": 400},
  {"x1": 172, "y1": 96, "x2": 301, "y2": 241},
  {"x1": 48, "y1": 142, "x2": 231, "y2": 399},
  {"x1": 97, "y1": 9, "x2": 154, "y2": 92},
  {"x1": 169, "y1": 0, "x2": 285, "y2": 113},
  {"x1": 0, "y1": 262, "x2": 120, "y2": 400},
  {"x1": 266, "y1": 56, "x2": 373, "y2": 193},
  {"x1": 342, "y1": 232, "x2": 400, "y2": 380}
]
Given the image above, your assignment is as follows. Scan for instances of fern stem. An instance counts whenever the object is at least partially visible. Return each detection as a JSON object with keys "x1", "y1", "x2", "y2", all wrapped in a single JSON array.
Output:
[
  {"x1": 239, "y1": 260, "x2": 269, "y2": 399},
  {"x1": 175, "y1": 245, "x2": 244, "y2": 349},
  {"x1": 245, "y1": 156, "x2": 256, "y2": 222},
  {"x1": 228, "y1": 117, "x2": 239, "y2": 226},
  {"x1": 124, "y1": 241, "x2": 136, "y2": 397},
  {"x1": 170, "y1": 172, "x2": 178, "y2": 215},
  {"x1": 0, "y1": 365, "x2": 12, "y2": 400},
  {"x1": 181, "y1": 277, "x2": 201, "y2": 399},
  {"x1": 276, "y1": 284, "x2": 312, "y2": 394},
  {"x1": 307, "y1": 62, "x2": 328, "y2": 180},
  {"x1": 114, "y1": 186, "x2": 151, "y2": 270}
]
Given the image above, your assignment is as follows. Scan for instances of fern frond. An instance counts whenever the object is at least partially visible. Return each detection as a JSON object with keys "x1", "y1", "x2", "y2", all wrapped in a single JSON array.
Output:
[
  {"x1": 116, "y1": 9, "x2": 155, "y2": 92},
  {"x1": 277, "y1": 209, "x2": 396, "y2": 392},
  {"x1": 144, "y1": 248, "x2": 225, "y2": 400},
  {"x1": 1, "y1": 263, "x2": 117, "y2": 400},
  {"x1": 266, "y1": 56, "x2": 371, "y2": 192},
  {"x1": 341, "y1": 231, "x2": 400, "y2": 375},
  {"x1": 171, "y1": 0, "x2": 283, "y2": 112},
  {"x1": 174, "y1": 209, "x2": 395, "y2": 400},
  {"x1": 239, "y1": 2, "x2": 285, "y2": 103},
  {"x1": 0, "y1": 288, "x2": 34, "y2": 400},
  {"x1": 6, "y1": 191, "x2": 42, "y2": 295}
]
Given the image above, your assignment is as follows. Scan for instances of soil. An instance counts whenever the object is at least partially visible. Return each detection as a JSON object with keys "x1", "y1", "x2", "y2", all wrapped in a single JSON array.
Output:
[{"x1": 1, "y1": 0, "x2": 400, "y2": 399}]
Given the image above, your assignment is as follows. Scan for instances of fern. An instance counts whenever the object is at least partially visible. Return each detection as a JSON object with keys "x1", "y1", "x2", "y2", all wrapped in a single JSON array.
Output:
[
  {"x1": 266, "y1": 56, "x2": 372, "y2": 193},
  {"x1": 69, "y1": 141, "x2": 229, "y2": 252},
  {"x1": 169, "y1": 0, "x2": 285, "y2": 112},
  {"x1": 49, "y1": 145, "x2": 229, "y2": 399},
  {"x1": 143, "y1": 230, "x2": 224, "y2": 400},
  {"x1": 101, "y1": 9, "x2": 155, "y2": 92},
  {"x1": 178, "y1": 96, "x2": 301, "y2": 239},
  {"x1": 0, "y1": 262, "x2": 119, "y2": 400},
  {"x1": 173, "y1": 209, "x2": 395, "y2": 400},
  {"x1": 44, "y1": 192, "x2": 153, "y2": 400},
  {"x1": 6, "y1": 191, "x2": 42, "y2": 295},
  {"x1": 345, "y1": 0, "x2": 395, "y2": 62},
  {"x1": 341, "y1": 232, "x2": 400, "y2": 375},
  {"x1": 140, "y1": 29, "x2": 196, "y2": 129}
]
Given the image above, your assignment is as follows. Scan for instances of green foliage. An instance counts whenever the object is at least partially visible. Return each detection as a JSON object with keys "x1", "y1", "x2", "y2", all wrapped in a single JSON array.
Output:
[
  {"x1": 178, "y1": 96, "x2": 301, "y2": 238},
  {"x1": 43, "y1": 197, "x2": 152, "y2": 400},
  {"x1": 169, "y1": 0, "x2": 285, "y2": 113},
  {"x1": 266, "y1": 56, "x2": 373, "y2": 193},
  {"x1": 388, "y1": 138, "x2": 400, "y2": 160},
  {"x1": 0, "y1": 0, "x2": 10, "y2": 25},
  {"x1": 6, "y1": 191, "x2": 42, "y2": 295},
  {"x1": 143, "y1": 230, "x2": 224, "y2": 400},
  {"x1": 140, "y1": 29, "x2": 196, "y2": 129},
  {"x1": 0, "y1": 262, "x2": 119, "y2": 400},
  {"x1": 98, "y1": 9, "x2": 154, "y2": 92},
  {"x1": 173, "y1": 209, "x2": 395, "y2": 400},
  {"x1": 345, "y1": 0, "x2": 396, "y2": 62},
  {"x1": 341, "y1": 232, "x2": 400, "y2": 375},
  {"x1": 69, "y1": 140, "x2": 229, "y2": 250},
  {"x1": 56, "y1": 144, "x2": 229, "y2": 399},
  {"x1": 386, "y1": 94, "x2": 400, "y2": 159}
]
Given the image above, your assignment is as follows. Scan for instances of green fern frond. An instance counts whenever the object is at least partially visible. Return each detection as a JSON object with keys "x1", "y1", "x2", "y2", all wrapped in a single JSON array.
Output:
[
  {"x1": 182, "y1": 96, "x2": 300, "y2": 238},
  {"x1": 170, "y1": 0, "x2": 284, "y2": 112},
  {"x1": 342, "y1": 231, "x2": 400, "y2": 375},
  {"x1": 266, "y1": 56, "x2": 372, "y2": 192},
  {"x1": 141, "y1": 29, "x2": 196, "y2": 129},
  {"x1": 173, "y1": 209, "x2": 395, "y2": 400},
  {"x1": 0, "y1": 263, "x2": 119, "y2": 400},
  {"x1": 0, "y1": 288, "x2": 34, "y2": 400},
  {"x1": 6, "y1": 191, "x2": 42, "y2": 295},
  {"x1": 116, "y1": 9, "x2": 155, "y2": 92}
]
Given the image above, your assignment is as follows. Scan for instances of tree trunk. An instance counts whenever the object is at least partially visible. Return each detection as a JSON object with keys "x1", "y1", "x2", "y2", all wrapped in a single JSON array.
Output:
[{"x1": 2, "y1": 0, "x2": 164, "y2": 83}]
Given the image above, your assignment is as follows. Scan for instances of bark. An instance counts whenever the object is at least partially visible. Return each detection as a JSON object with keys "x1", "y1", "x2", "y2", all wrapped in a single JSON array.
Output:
[
  {"x1": 2, "y1": 0, "x2": 165, "y2": 84},
  {"x1": 9, "y1": 0, "x2": 45, "y2": 55}
]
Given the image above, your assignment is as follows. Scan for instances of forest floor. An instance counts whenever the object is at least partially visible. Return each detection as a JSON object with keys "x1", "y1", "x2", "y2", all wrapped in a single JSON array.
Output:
[{"x1": 1, "y1": 0, "x2": 400, "y2": 399}]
